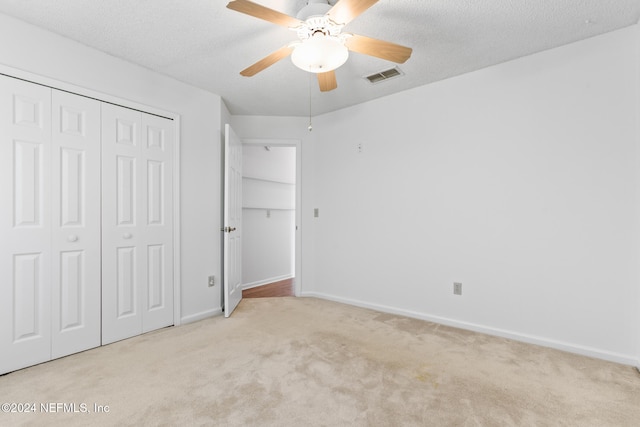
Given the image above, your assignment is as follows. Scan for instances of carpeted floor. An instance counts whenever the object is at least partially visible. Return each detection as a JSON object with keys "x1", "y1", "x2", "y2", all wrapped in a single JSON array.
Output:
[{"x1": 1, "y1": 297, "x2": 639, "y2": 426}]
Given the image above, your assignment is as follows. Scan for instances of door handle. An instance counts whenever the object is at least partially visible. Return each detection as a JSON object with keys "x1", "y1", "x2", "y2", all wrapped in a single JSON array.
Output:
[
  {"x1": 67, "y1": 234, "x2": 79, "y2": 242},
  {"x1": 122, "y1": 233, "x2": 133, "y2": 239},
  {"x1": 223, "y1": 226, "x2": 237, "y2": 233}
]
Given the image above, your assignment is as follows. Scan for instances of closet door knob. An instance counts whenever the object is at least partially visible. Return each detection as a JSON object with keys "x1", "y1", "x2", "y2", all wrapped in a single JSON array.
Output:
[
  {"x1": 123, "y1": 233, "x2": 133, "y2": 239},
  {"x1": 67, "y1": 235, "x2": 79, "y2": 242}
]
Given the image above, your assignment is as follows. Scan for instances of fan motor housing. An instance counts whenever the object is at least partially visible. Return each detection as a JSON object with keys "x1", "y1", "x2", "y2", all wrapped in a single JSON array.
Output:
[{"x1": 296, "y1": 0, "x2": 332, "y2": 20}]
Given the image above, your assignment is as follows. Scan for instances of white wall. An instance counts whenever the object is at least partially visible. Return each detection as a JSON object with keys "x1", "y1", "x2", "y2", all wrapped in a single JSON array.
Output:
[
  {"x1": 305, "y1": 25, "x2": 640, "y2": 364},
  {"x1": 244, "y1": 145, "x2": 296, "y2": 184},
  {"x1": 242, "y1": 208, "x2": 295, "y2": 287},
  {"x1": 0, "y1": 13, "x2": 224, "y2": 323}
]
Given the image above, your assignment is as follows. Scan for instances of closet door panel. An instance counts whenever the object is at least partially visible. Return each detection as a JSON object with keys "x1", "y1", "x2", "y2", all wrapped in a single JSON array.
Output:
[
  {"x1": 0, "y1": 76, "x2": 52, "y2": 375},
  {"x1": 51, "y1": 90, "x2": 101, "y2": 358},
  {"x1": 141, "y1": 113, "x2": 173, "y2": 332},
  {"x1": 102, "y1": 104, "x2": 144, "y2": 344}
]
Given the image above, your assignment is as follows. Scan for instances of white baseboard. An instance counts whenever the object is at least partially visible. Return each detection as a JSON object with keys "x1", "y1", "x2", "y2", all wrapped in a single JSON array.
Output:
[
  {"x1": 300, "y1": 291, "x2": 637, "y2": 366},
  {"x1": 180, "y1": 307, "x2": 222, "y2": 325},
  {"x1": 242, "y1": 274, "x2": 294, "y2": 290}
]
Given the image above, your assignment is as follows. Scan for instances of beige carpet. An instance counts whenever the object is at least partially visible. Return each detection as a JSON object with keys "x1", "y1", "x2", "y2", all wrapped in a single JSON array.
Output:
[{"x1": 1, "y1": 297, "x2": 639, "y2": 426}]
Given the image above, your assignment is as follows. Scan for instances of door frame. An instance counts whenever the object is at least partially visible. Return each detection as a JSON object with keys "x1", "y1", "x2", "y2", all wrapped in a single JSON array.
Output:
[
  {"x1": 242, "y1": 138, "x2": 302, "y2": 296},
  {"x1": 0, "y1": 63, "x2": 183, "y2": 326}
]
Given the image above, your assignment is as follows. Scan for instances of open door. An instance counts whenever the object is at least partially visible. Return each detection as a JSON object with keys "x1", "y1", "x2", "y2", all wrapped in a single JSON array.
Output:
[{"x1": 223, "y1": 124, "x2": 243, "y2": 317}]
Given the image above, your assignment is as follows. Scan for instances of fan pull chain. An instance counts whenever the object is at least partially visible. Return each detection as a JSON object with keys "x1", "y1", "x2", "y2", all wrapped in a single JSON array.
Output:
[{"x1": 308, "y1": 74, "x2": 313, "y2": 132}]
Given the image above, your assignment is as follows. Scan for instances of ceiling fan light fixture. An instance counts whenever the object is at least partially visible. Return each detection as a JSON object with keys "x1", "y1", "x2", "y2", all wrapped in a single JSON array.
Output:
[{"x1": 291, "y1": 36, "x2": 349, "y2": 73}]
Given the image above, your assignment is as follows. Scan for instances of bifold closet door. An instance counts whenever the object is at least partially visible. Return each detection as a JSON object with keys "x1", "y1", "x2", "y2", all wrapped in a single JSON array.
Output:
[
  {"x1": 50, "y1": 90, "x2": 101, "y2": 359},
  {"x1": 0, "y1": 77, "x2": 53, "y2": 374},
  {"x1": 101, "y1": 104, "x2": 174, "y2": 345},
  {"x1": 0, "y1": 80, "x2": 102, "y2": 375}
]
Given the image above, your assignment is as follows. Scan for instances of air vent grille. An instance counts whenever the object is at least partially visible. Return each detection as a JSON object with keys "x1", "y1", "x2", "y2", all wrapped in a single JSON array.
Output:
[{"x1": 365, "y1": 67, "x2": 403, "y2": 84}]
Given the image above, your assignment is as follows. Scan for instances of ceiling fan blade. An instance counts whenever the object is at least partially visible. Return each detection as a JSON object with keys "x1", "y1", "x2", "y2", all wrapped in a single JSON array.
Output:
[
  {"x1": 318, "y1": 71, "x2": 337, "y2": 92},
  {"x1": 326, "y1": 0, "x2": 379, "y2": 25},
  {"x1": 227, "y1": 0, "x2": 303, "y2": 28},
  {"x1": 240, "y1": 45, "x2": 294, "y2": 77},
  {"x1": 345, "y1": 34, "x2": 412, "y2": 64}
]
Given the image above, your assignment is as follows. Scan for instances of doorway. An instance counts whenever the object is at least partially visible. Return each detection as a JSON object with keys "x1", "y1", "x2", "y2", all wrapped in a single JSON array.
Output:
[
  {"x1": 240, "y1": 140, "x2": 301, "y2": 297},
  {"x1": 243, "y1": 278, "x2": 294, "y2": 298}
]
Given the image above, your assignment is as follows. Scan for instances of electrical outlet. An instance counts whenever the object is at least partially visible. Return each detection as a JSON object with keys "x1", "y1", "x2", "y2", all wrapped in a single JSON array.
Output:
[
  {"x1": 208, "y1": 276, "x2": 215, "y2": 287},
  {"x1": 453, "y1": 282, "x2": 462, "y2": 295}
]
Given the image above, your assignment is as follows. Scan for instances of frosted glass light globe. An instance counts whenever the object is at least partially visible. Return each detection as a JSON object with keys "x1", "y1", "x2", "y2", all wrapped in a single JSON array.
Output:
[{"x1": 291, "y1": 36, "x2": 349, "y2": 73}]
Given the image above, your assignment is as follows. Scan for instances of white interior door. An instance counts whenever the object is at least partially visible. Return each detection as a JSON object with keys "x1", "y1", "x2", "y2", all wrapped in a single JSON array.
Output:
[
  {"x1": 0, "y1": 76, "x2": 53, "y2": 374},
  {"x1": 50, "y1": 90, "x2": 101, "y2": 358},
  {"x1": 140, "y1": 112, "x2": 174, "y2": 333},
  {"x1": 102, "y1": 104, "x2": 144, "y2": 344},
  {"x1": 102, "y1": 104, "x2": 174, "y2": 344},
  {"x1": 223, "y1": 124, "x2": 243, "y2": 317}
]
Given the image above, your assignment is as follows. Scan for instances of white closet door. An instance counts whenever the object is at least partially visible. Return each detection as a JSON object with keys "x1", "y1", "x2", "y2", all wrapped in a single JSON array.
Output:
[
  {"x1": 0, "y1": 77, "x2": 52, "y2": 374},
  {"x1": 50, "y1": 90, "x2": 101, "y2": 358},
  {"x1": 102, "y1": 104, "x2": 143, "y2": 344},
  {"x1": 140, "y1": 113, "x2": 174, "y2": 333},
  {"x1": 101, "y1": 105, "x2": 174, "y2": 344}
]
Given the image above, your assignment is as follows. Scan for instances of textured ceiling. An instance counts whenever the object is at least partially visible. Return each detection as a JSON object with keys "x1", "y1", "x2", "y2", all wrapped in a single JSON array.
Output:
[{"x1": 0, "y1": 0, "x2": 638, "y2": 116}]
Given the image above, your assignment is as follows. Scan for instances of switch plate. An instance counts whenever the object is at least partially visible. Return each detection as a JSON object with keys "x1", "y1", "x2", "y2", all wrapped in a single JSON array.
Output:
[
  {"x1": 314, "y1": 208, "x2": 319, "y2": 218},
  {"x1": 453, "y1": 282, "x2": 462, "y2": 295},
  {"x1": 208, "y1": 276, "x2": 215, "y2": 287},
  {"x1": 356, "y1": 142, "x2": 365, "y2": 154}
]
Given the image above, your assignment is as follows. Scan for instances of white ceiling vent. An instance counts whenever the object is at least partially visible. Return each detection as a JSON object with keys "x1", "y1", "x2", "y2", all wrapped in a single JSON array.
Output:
[{"x1": 364, "y1": 67, "x2": 404, "y2": 84}]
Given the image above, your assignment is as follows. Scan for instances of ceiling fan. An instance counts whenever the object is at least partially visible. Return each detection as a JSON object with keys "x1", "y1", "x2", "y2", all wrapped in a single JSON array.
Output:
[{"x1": 226, "y1": 0, "x2": 413, "y2": 92}]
